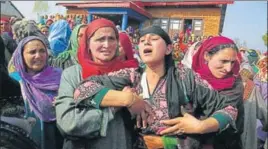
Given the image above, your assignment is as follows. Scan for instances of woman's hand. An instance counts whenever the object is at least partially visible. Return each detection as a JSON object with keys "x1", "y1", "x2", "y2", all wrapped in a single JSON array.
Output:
[
  {"x1": 143, "y1": 135, "x2": 164, "y2": 149},
  {"x1": 159, "y1": 113, "x2": 203, "y2": 135},
  {"x1": 122, "y1": 87, "x2": 155, "y2": 128}
]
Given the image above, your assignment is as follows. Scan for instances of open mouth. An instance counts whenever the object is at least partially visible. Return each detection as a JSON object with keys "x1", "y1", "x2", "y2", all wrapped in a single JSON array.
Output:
[{"x1": 144, "y1": 49, "x2": 152, "y2": 54}]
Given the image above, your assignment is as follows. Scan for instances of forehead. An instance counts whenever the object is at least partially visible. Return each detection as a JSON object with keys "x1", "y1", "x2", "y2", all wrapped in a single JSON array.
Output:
[
  {"x1": 212, "y1": 48, "x2": 237, "y2": 59},
  {"x1": 140, "y1": 33, "x2": 160, "y2": 38},
  {"x1": 24, "y1": 40, "x2": 45, "y2": 50},
  {"x1": 92, "y1": 27, "x2": 116, "y2": 38},
  {"x1": 41, "y1": 27, "x2": 48, "y2": 30}
]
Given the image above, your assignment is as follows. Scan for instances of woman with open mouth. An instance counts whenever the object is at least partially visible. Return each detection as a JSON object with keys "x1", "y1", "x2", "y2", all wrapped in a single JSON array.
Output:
[{"x1": 73, "y1": 26, "x2": 243, "y2": 149}]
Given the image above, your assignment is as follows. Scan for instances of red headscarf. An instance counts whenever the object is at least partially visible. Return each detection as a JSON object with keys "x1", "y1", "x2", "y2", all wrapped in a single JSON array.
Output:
[
  {"x1": 119, "y1": 32, "x2": 135, "y2": 60},
  {"x1": 0, "y1": 18, "x2": 9, "y2": 23},
  {"x1": 192, "y1": 36, "x2": 240, "y2": 91},
  {"x1": 77, "y1": 18, "x2": 138, "y2": 79},
  {"x1": 179, "y1": 31, "x2": 187, "y2": 53}
]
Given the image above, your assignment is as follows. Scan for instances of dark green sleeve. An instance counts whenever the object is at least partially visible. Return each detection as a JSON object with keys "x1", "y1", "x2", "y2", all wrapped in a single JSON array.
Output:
[
  {"x1": 91, "y1": 88, "x2": 110, "y2": 109},
  {"x1": 180, "y1": 67, "x2": 243, "y2": 132}
]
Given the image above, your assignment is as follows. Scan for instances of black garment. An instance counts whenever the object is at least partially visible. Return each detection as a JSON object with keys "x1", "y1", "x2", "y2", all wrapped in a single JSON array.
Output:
[
  {"x1": 0, "y1": 36, "x2": 23, "y2": 117},
  {"x1": 0, "y1": 120, "x2": 39, "y2": 149},
  {"x1": 1, "y1": 32, "x2": 17, "y2": 67}
]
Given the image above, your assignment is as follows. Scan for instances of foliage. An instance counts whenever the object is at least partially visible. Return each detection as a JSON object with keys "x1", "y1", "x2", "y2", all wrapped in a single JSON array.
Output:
[{"x1": 262, "y1": 32, "x2": 268, "y2": 46}]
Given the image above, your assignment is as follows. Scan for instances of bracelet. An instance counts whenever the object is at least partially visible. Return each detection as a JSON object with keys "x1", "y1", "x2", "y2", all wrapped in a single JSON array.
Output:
[{"x1": 127, "y1": 93, "x2": 136, "y2": 108}]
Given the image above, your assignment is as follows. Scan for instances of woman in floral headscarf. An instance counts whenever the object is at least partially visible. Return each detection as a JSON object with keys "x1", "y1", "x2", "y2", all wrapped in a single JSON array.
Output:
[
  {"x1": 254, "y1": 56, "x2": 268, "y2": 149},
  {"x1": 8, "y1": 36, "x2": 63, "y2": 149},
  {"x1": 239, "y1": 59, "x2": 267, "y2": 149}
]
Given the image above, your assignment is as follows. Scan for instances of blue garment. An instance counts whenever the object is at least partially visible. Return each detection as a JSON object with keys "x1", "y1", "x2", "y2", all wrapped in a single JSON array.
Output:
[
  {"x1": 38, "y1": 16, "x2": 45, "y2": 25},
  {"x1": 48, "y1": 20, "x2": 72, "y2": 57}
]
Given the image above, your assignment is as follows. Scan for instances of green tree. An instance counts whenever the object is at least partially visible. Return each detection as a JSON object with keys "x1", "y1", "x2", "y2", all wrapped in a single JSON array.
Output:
[{"x1": 262, "y1": 32, "x2": 268, "y2": 46}]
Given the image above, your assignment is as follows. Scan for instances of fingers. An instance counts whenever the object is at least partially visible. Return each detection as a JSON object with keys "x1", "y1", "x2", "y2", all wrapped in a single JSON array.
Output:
[
  {"x1": 160, "y1": 117, "x2": 181, "y2": 126},
  {"x1": 136, "y1": 114, "x2": 141, "y2": 128},
  {"x1": 181, "y1": 106, "x2": 186, "y2": 115},
  {"x1": 122, "y1": 86, "x2": 132, "y2": 92},
  {"x1": 141, "y1": 111, "x2": 147, "y2": 128},
  {"x1": 159, "y1": 124, "x2": 179, "y2": 135}
]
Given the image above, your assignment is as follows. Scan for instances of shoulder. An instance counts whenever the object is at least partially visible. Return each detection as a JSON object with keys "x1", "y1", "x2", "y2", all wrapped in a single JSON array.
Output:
[
  {"x1": 61, "y1": 65, "x2": 82, "y2": 86},
  {"x1": 63, "y1": 65, "x2": 81, "y2": 75},
  {"x1": 176, "y1": 65, "x2": 213, "y2": 89}
]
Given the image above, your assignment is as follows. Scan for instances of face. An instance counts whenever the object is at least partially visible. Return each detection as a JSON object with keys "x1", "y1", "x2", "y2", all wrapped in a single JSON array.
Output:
[
  {"x1": 138, "y1": 34, "x2": 172, "y2": 65},
  {"x1": 77, "y1": 26, "x2": 87, "y2": 42},
  {"x1": 118, "y1": 42, "x2": 126, "y2": 61},
  {"x1": 88, "y1": 27, "x2": 118, "y2": 63},
  {"x1": 0, "y1": 21, "x2": 10, "y2": 33},
  {"x1": 46, "y1": 20, "x2": 53, "y2": 27},
  {"x1": 204, "y1": 48, "x2": 237, "y2": 79},
  {"x1": 41, "y1": 27, "x2": 49, "y2": 37},
  {"x1": 23, "y1": 40, "x2": 47, "y2": 74}
]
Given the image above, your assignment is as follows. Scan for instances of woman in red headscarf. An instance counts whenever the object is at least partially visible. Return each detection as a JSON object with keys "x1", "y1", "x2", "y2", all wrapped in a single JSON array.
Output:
[
  {"x1": 118, "y1": 32, "x2": 135, "y2": 61},
  {"x1": 183, "y1": 36, "x2": 244, "y2": 148},
  {"x1": 55, "y1": 18, "x2": 140, "y2": 149}
]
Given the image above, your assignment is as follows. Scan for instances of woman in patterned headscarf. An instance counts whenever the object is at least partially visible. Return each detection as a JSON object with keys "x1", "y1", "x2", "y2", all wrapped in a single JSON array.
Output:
[{"x1": 254, "y1": 56, "x2": 268, "y2": 149}]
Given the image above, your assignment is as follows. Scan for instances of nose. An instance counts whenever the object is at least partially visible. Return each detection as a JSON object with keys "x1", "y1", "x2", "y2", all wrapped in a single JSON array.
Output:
[
  {"x1": 35, "y1": 52, "x2": 42, "y2": 58},
  {"x1": 224, "y1": 63, "x2": 233, "y2": 72},
  {"x1": 103, "y1": 39, "x2": 109, "y2": 48}
]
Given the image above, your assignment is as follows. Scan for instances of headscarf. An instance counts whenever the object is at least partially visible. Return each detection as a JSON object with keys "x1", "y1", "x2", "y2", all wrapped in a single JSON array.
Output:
[
  {"x1": 181, "y1": 41, "x2": 201, "y2": 68},
  {"x1": 247, "y1": 49, "x2": 260, "y2": 65},
  {"x1": 56, "y1": 24, "x2": 85, "y2": 62},
  {"x1": 119, "y1": 32, "x2": 135, "y2": 60},
  {"x1": 12, "y1": 19, "x2": 50, "y2": 49},
  {"x1": 247, "y1": 49, "x2": 260, "y2": 74},
  {"x1": 38, "y1": 16, "x2": 45, "y2": 25},
  {"x1": 8, "y1": 36, "x2": 62, "y2": 122},
  {"x1": 48, "y1": 19, "x2": 72, "y2": 57},
  {"x1": 255, "y1": 56, "x2": 267, "y2": 82},
  {"x1": 179, "y1": 31, "x2": 187, "y2": 53},
  {"x1": 45, "y1": 19, "x2": 53, "y2": 25},
  {"x1": 192, "y1": 36, "x2": 240, "y2": 91},
  {"x1": 139, "y1": 26, "x2": 174, "y2": 69},
  {"x1": 77, "y1": 18, "x2": 138, "y2": 79}
]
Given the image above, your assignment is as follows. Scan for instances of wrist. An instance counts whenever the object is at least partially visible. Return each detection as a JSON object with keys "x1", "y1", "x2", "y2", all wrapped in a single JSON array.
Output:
[
  {"x1": 197, "y1": 120, "x2": 205, "y2": 134},
  {"x1": 124, "y1": 93, "x2": 135, "y2": 107}
]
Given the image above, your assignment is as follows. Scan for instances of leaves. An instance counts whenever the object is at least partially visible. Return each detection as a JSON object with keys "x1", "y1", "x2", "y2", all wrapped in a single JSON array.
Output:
[
  {"x1": 32, "y1": 1, "x2": 49, "y2": 13},
  {"x1": 262, "y1": 32, "x2": 268, "y2": 46}
]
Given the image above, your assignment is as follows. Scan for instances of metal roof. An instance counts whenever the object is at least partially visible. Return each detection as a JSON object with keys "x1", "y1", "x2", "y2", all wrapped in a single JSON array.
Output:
[
  {"x1": 0, "y1": 1, "x2": 24, "y2": 18},
  {"x1": 56, "y1": 1, "x2": 152, "y2": 18}
]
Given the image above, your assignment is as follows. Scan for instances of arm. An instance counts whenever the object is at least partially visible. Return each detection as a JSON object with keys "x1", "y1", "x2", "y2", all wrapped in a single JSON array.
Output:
[
  {"x1": 254, "y1": 87, "x2": 268, "y2": 132},
  {"x1": 55, "y1": 66, "x2": 124, "y2": 138},
  {"x1": 74, "y1": 68, "x2": 138, "y2": 108}
]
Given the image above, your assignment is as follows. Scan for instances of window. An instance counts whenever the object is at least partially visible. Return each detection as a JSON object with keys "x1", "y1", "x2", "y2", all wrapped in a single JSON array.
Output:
[
  {"x1": 152, "y1": 18, "x2": 169, "y2": 33},
  {"x1": 169, "y1": 19, "x2": 183, "y2": 40}
]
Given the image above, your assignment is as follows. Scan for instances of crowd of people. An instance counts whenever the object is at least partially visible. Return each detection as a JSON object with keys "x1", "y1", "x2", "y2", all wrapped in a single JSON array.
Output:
[{"x1": 0, "y1": 14, "x2": 267, "y2": 149}]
